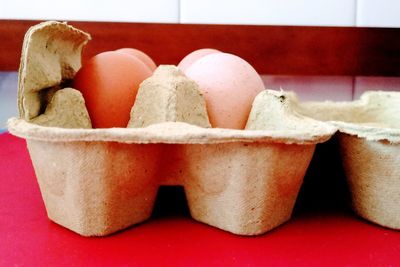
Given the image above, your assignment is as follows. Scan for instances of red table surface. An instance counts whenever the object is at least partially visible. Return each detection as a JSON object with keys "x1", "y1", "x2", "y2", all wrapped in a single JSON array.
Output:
[{"x1": 1, "y1": 132, "x2": 399, "y2": 266}]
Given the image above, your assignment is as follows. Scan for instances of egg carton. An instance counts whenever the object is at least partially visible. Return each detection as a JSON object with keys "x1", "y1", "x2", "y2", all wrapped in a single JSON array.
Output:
[
  {"x1": 295, "y1": 93, "x2": 400, "y2": 230},
  {"x1": 7, "y1": 21, "x2": 400, "y2": 236}
]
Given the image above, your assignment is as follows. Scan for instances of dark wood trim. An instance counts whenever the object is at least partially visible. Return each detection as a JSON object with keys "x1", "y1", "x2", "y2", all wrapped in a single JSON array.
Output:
[{"x1": 1, "y1": 19, "x2": 399, "y2": 76}]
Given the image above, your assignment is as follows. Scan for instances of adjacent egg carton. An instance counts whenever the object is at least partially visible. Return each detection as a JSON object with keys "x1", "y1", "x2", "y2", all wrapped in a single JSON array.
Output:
[
  {"x1": 7, "y1": 21, "x2": 400, "y2": 236},
  {"x1": 295, "y1": 93, "x2": 400, "y2": 230}
]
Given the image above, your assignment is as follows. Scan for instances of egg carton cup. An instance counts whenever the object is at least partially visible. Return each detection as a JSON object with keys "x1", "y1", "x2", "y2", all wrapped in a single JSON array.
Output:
[
  {"x1": 296, "y1": 92, "x2": 400, "y2": 230},
  {"x1": 7, "y1": 21, "x2": 337, "y2": 236}
]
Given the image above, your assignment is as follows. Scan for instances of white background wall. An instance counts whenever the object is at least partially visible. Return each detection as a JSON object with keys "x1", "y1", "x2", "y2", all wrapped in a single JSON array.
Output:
[{"x1": 0, "y1": 0, "x2": 400, "y2": 28}]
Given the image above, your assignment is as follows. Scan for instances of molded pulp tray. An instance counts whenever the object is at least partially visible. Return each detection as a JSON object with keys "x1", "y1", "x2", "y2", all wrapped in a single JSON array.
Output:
[{"x1": 8, "y1": 21, "x2": 400, "y2": 236}]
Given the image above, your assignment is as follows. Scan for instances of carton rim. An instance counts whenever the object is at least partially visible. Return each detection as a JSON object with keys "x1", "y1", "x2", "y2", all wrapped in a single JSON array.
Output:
[{"x1": 8, "y1": 118, "x2": 336, "y2": 145}]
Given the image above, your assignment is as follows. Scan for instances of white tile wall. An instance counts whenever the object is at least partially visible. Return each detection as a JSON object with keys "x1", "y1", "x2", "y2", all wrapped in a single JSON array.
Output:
[
  {"x1": 0, "y1": 0, "x2": 180, "y2": 23},
  {"x1": 357, "y1": 0, "x2": 400, "y2": 28},
  {"x1": 262, "y1": 75, "x2": 354, "y2": 101},
  {"x1": 353, "y1": 76, "x2": 400, "y2": 99},
  {"x1": 180, "y1": 0, "x2": 356, "y2": 26}
]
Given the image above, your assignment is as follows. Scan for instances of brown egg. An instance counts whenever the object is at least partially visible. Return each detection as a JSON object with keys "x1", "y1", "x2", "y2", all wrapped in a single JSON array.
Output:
[
  {"x1": 178, "y1": 48, "x2": 221, "y2": 72},
  {"x1": 116, "y1": 48, "x2": 157, "y2": 72},
  {"x1": 73, "y1": 51, "x2": 152, "y2": 128},
  {"x1": 185, "y1": 53, "x2": 265, "y2": 129}
]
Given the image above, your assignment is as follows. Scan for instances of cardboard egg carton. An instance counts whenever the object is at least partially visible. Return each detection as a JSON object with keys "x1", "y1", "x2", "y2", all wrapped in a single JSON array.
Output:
[
  {"x1": 8, "y1": 21, "x2": 400, "y2": 236},
  {"x1": 296, "y1": 92, "x2": 400, "y2": 230},
  {"x1": 7, "y1": 21, "x2": 337, "y2": 236}
]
